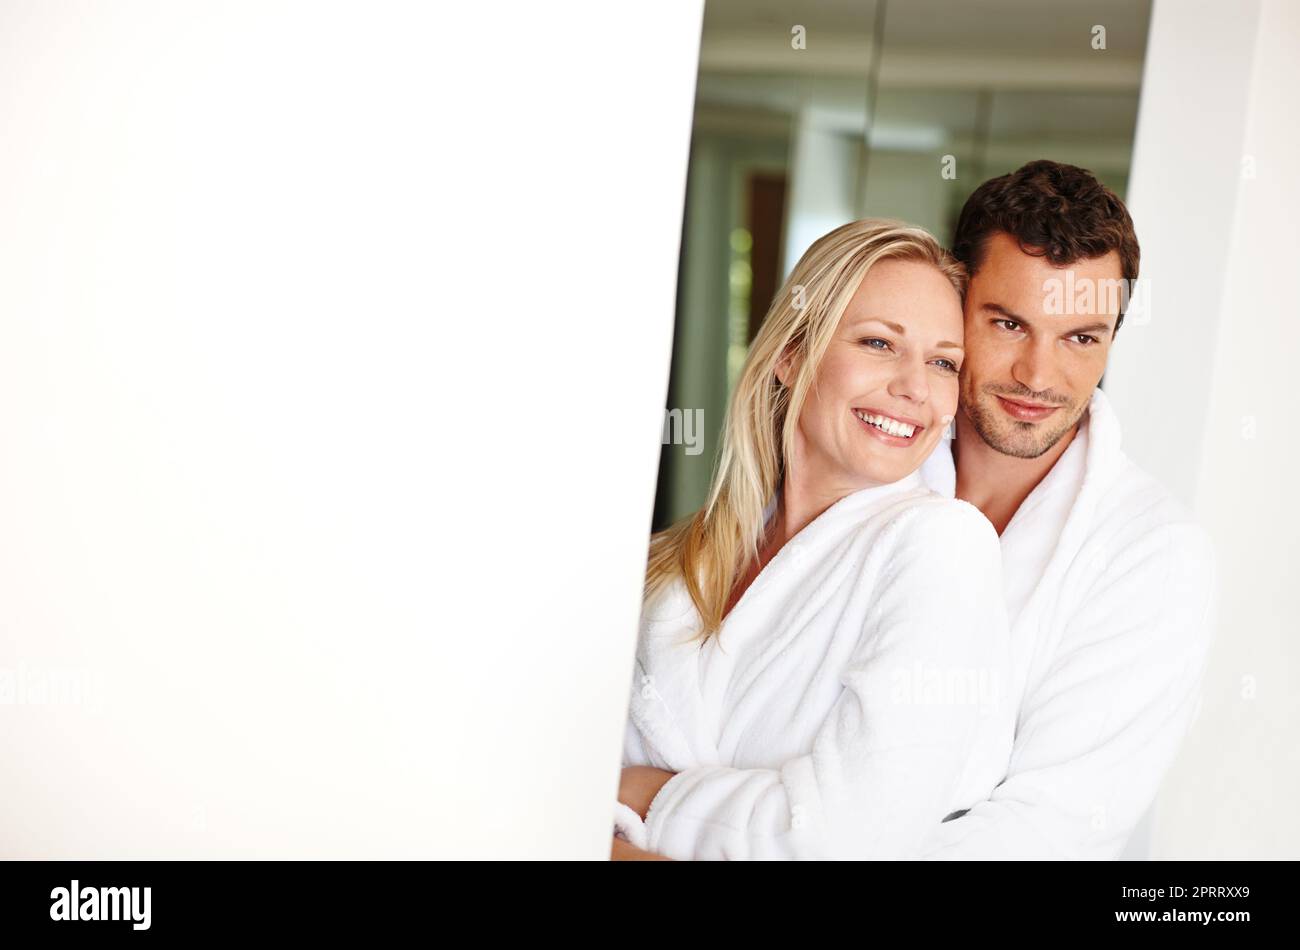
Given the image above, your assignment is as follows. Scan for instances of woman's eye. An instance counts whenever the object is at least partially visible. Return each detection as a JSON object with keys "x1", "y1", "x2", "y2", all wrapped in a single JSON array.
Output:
[
  {"x1": 859, "y1": 337, "x2": 891, "y2": 351},
  {"x1": 931, "y1": 359, "x2": 959, "y2": 373}
]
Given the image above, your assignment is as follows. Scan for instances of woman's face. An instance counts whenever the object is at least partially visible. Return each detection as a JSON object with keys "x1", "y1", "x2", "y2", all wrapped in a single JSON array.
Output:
[{"x1": 784, "y1": 258, "x2": 965, "y2": 493}]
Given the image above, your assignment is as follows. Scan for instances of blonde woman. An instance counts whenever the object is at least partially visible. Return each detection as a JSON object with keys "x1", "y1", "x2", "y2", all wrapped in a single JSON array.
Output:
[{"x1": 612, "y1": 219, "x2": 1016, "y2": 861}]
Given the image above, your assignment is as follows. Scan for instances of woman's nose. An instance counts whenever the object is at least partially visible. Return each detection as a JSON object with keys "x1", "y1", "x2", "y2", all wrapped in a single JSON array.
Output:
[{"x1": 886, "y1": 358, "x2": 929, "y2": 404}]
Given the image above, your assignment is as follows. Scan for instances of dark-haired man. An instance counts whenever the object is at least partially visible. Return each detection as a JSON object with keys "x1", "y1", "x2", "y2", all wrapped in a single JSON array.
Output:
[{"x1": 920, "y1": 160, "x2": 1216, "y2": 859}]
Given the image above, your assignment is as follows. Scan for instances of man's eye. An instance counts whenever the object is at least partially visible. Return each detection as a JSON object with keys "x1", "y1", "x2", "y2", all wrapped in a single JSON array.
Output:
[
  {"x1": 1072, "y1": 334, "x2": 1098, "y2": 346},
  {"x1": 995, "y1": 319, "x2": 1021, "y2": 332}
]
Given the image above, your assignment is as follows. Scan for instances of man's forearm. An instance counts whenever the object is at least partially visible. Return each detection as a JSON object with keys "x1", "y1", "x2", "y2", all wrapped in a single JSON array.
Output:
[{"x1": 610, "y1": 836, "x2": 673, "y2": 861}]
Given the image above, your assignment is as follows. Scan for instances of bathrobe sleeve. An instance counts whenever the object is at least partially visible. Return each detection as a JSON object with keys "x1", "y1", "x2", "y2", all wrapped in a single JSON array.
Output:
[
  {"x1": 919, "y1": 521, "x2": 1217, "y2": 860},
  {"x1": 641, "y1": 501, "x2": 1013, "y2": 860}
]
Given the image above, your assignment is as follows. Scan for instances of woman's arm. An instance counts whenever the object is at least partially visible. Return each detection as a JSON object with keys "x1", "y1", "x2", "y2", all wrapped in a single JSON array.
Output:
[{"x1": 640, "y1": 502, "x2": 1015, "y2": 861}]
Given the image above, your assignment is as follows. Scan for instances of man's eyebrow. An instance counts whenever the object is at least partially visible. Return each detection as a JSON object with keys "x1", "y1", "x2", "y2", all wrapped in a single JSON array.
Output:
[
  {"x1": 981, "y1": 303, "x2": 1029, "y2": 324},
  {"x1": 855, "y1": 317, "x2": 962, "y2": 351},
  {"x1": 1065, "y1": 321, "x2": 1113, "y2": 336}
]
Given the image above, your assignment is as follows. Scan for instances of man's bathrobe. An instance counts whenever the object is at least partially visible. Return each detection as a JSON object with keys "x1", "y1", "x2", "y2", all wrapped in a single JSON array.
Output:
[
  {"x1": 916, "y1": 386, "x2": 1217, "y2": 859},
  {"x1": 618, "y1": 473, "x2": 1018, "y2": 860}
]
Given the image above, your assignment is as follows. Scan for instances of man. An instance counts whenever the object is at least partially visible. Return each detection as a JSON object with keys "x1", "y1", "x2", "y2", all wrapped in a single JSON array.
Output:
[{"x1": 918, "y1": 159, "x2": 1216, "y2": 859}]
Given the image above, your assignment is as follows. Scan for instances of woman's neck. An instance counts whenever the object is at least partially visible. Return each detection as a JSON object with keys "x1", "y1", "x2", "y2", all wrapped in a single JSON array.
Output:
[
  {"x1": 722, "y1": 470, "x2": 886, "y2": 623},
  {"x1": 772, "y1": 469, "x2": 885, "y2": 549}
]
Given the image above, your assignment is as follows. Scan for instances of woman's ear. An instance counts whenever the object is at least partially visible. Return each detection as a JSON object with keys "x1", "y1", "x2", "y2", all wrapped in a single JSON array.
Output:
[{"x1": 775, "y1": 346, "x2": 799, "y2": 388}]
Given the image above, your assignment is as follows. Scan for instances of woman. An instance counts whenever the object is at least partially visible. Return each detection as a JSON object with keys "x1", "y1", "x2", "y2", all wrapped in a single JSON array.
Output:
[{"x1": 611, "y1": 219, "x2": 1015, "y2": 861}]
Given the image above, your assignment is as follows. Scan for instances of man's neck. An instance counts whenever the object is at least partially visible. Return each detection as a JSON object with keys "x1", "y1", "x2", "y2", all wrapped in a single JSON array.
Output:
[{"x1": 953, "y1": 416, "x2": 1078, "y2": 536}]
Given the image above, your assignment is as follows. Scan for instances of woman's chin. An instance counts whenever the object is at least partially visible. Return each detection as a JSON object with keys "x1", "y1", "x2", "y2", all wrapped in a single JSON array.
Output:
[
  {"x1": 852, "y1": 442, "x2": 933, "y2": 486},
  {"x1": 849, "y1": 459, "x2": 911, "y2": 487}
]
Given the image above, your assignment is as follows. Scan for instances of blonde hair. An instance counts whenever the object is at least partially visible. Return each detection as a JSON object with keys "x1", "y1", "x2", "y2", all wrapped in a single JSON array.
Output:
[{"x1": 645, "y1": 218, "x2": 966, "y2": 640}]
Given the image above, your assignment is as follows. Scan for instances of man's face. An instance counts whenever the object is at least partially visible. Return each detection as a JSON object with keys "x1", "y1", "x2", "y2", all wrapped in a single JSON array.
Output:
[{"x1": 959, "y1": 231, "x2": 1122, "y2": 459}]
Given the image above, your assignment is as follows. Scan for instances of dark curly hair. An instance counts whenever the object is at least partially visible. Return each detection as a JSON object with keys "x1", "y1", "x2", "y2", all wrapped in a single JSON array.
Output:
[{"x1": 952, "y1": 160, "x2": 1140, "y2": 330}]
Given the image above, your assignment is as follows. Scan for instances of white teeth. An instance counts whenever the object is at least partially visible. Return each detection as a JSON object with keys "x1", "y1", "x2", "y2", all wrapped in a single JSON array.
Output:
[{"x1": 854, "y1": 410, "x2": 916, "y2": 438}]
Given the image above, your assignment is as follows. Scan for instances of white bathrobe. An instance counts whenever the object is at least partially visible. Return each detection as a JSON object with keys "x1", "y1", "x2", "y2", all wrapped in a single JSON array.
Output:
[
  {"x1": 618, "y1": 472, "x2": 1018, "y2": 860},
  {"x1": 916, "y1": 386, "x2": 1217, "y2": 859}
]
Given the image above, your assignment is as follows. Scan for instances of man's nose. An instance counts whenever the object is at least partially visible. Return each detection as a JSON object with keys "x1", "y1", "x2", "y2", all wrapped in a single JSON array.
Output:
[{"x1": 1011, "y1": 337, "x2": 1057, "y2": 395}]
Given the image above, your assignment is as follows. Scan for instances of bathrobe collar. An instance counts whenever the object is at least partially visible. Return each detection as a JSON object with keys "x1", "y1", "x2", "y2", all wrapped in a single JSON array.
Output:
[
  {"x1": 643, "y1": 469, "x2": 925, "y2": 625},
  {"x1": 919, "y1": 386, "x2": 1126, "y2": 512},
  {"x1": 917, "y1": 386, "x2": 1129, "y2": 634},
  {"x1": 725, "y1": 469, "x2": 925, "y2": 612}
]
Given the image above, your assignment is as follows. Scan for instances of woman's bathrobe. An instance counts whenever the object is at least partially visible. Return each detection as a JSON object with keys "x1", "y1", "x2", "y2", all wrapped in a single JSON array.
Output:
[{"x1": 617, "y1": 471, "x2": 1017, "y2": 860}]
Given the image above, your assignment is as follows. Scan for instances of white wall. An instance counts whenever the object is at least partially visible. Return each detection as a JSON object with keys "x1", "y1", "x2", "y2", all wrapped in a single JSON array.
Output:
[
  {"x1": 1105, "y1": 0, "x2": 1300, "y2": 858},
  {"x1": 0, "y1": 0, "x2": 702, "y2": 858}
]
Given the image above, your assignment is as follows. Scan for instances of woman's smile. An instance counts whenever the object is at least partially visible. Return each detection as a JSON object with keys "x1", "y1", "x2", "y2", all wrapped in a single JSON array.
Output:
[{"x1": 853, "y1": 407, "x2": 925, "y2": 445}]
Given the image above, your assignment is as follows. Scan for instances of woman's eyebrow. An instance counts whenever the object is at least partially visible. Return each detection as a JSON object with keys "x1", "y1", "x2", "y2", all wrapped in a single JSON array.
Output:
[
  {"x1": 859, "y1": 317, "x2": 907, "y2": 334},
  {"x1": 855, "y1": 317, "x2": 962, "y2": 351}
]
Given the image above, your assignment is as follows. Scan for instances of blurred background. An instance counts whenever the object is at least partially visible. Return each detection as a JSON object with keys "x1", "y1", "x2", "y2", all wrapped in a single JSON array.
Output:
[{"x1": 654, "y1": 0, "x2": 1151, "y2": 528}]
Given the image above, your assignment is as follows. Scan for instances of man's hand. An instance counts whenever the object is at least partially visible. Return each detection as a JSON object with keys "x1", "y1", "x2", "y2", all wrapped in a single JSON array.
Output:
[
  {"x1": 610, "y1": 835, "x2": 673, "y2": 861},
  {"x1": 619, "y1": 765, "x2": 675, "y2": 819}
]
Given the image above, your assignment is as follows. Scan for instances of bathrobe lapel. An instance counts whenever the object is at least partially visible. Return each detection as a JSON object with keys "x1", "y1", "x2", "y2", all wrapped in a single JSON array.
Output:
[
  {"x1": 630, "y1": 474, "x2": 925, "y2": 771},
  {"x1": 707, "y1": 478, "x2": 924, "y2": 748},
  {"x1": 1005, "y1": 388, "x2": 1127, "y2": 700},
  {"x1": 918, "y1": 387, "x2": 1129, "y2": 717}
]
